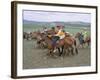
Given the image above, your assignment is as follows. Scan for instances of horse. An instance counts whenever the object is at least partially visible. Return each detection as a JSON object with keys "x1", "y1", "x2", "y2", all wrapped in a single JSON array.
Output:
[
  {"x1": 75, "y1": 32, "x2": 90, "y2": 48},
  {"x1": 35, "y1": 29, "x2": 56, "y2": 48},
  {"x1": 39, "y1": 34, "x2": 78, "y2": 56},
  {"x1": 44, "y1": 35, "x2": 65, "y2": 56},
  {"x1": 34, "y1": 29, "x2": 78, "y2": 56},
  {"x1": 23, "y1": 32, "x2": 31, "y2": 40},
  {"x1": 84, "y1": 36, "x2": 91, "y2": 46},
  {"x1": 36, "y1": 32, "x2": 48, "y2": 48},
  {"x1": 58, "y1": 35, "x2": 78, "y2": 56},
  {"x1": 29, "y1": 31, "x2": 41, "y2": 40}
]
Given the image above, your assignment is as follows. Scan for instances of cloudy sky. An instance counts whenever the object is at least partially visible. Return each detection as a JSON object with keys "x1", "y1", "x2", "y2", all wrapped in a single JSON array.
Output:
[{"x1": 23, "y1": 10, "x2": 91, "y2": 23}]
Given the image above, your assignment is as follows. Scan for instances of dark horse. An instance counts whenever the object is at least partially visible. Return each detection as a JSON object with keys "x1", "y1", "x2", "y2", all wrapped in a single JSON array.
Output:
[{"x1": 23, "y1": 32, "x2": 31, "y2": 40}]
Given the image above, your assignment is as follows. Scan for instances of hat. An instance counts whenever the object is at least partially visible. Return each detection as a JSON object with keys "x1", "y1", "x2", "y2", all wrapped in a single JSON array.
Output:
[
  {"x1": 56, "y1": 25, "x2": 63, "y2": 29},
  {"x1": 56, "y1": 25, "x2": 61, "y2": 28}
]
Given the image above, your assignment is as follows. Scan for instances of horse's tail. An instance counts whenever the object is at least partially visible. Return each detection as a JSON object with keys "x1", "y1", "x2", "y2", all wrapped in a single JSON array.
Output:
[{"x1": 74, "y1": 40, "x2": 78, "y2": 54}]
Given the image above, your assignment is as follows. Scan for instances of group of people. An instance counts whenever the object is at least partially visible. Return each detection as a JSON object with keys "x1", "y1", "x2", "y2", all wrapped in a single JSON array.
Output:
[
  {"x1": 41, "y1": 25, "x2": 88, "y2": 49},
  {"x1": 24, "y1": 25, "x2": 88, "y2": 50},
  {"x1": 42, "y1": 25, "x2": 65, "y2": 38},
  {"x1": 23, "y1": 25, "x2": 89, "y2": 56}
]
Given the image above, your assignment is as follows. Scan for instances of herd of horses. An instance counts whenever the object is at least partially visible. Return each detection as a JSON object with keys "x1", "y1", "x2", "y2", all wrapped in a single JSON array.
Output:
[{"x1": 23, "y1": 29, "x2": 91, "y2": 57}]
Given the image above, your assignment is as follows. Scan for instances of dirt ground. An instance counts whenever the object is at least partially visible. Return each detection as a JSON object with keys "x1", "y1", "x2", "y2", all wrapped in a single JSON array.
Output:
[{"x1": 23, "y1": 39, "x2": 91, "y2": 69}]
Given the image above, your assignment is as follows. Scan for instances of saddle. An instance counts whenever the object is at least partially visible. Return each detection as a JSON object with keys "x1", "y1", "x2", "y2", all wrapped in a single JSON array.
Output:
[{"x1": 56, "y1": 38, "x2": 64, "y2": 44}]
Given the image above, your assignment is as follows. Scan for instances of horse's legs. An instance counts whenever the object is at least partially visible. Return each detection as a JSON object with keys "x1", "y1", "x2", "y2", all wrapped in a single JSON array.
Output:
[
  {"x1": 74, "y1": 40, "x2": 78, "y2": 54},
  {"x1": 61, "y1": 46, "x2": 64, "y2": 56},
  {"x1": 71, "y1": 46, "x2": 74, "y2": 55},
  {"x1": 49, "y1": 49, "x2": 54, "y2": 56},
  {"x1": 59, "y1": 46, "x2": 64, "y2": 56},
  {"x1": 58, "y1": 47, "x2": 62, "y2": 56},
  {"x1": 67, "y1": 47, "x2": 70, "y2": 56},
  {"x1": 64, "y1": 47, "x2": 70, "y2": 56},
  {"x1": 87, "y1": 41, "x2": 90, "y2": 46},
  {"x1": 75, "y1": 47, "x2": 78, "y2": 54},
  {"x1": 58, "y1": 47, "x2": 60, "y2": 54}
]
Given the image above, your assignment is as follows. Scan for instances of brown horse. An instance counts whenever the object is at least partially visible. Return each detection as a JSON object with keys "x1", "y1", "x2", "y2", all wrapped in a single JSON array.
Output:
[
  {"x1": 58, "y1": 36, "x2": 78, "y2": 56},
  {"x1": 35, "y1": 29, "x2": 56, "y2": 48},
  {"x1": 35, "y1": 30, "x2": 78, "y2": 56},
  {"x1": 40, "y1": 34, "x2": 78, "y2": 56},
  {"x1": 30, "y1": 31, "x2": 42, "y2": 40},
  {"x1": 84, "y1": 36, "x2": 91, "y2": 46},
  {"x1": 36, "y1": 33, "x2": 48, "y2": 48},
  {"x1": 56, "y1": 32, "x2": 78, "y2": 56}
]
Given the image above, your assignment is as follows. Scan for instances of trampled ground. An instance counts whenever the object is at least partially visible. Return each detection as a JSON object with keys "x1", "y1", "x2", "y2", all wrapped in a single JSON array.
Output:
[{"x1": 23, "y1": 39, "x2": 90, "y2": 69}]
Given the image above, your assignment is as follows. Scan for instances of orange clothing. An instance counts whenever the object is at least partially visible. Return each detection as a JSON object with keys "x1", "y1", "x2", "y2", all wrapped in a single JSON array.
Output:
[
  {"x1": 56, "y1": 30, "x2": 65, "y2": 36},
  {"x1": 56, "y1": 29, "x2": 65, "y2": 39}
]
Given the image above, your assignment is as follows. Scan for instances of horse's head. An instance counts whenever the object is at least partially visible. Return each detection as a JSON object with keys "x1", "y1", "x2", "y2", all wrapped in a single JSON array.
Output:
[
  {"x1": 75, "y1": 32, "x2": 81, "y2": 38},
  {"x1": 46, "y1": 34, "x2": 53, "y2": 40},
  {"x1": 65, "y1": 32, "x2": 71, "y2": 37}
]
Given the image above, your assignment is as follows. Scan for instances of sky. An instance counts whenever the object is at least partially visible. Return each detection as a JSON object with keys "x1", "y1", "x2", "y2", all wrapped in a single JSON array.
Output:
[{"x1": 23, "y1": 10, "x2": 91, "y2": 23}]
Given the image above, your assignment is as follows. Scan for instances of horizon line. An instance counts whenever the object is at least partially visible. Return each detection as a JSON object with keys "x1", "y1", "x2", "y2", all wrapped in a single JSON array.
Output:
[{"x1": 23, "y1": 19, "x2": 91, "y2": 23}]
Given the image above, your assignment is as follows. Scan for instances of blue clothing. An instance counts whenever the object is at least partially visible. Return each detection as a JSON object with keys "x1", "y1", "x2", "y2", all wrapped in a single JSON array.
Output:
[
  {"x1": 52, "y1": 36, "x2": 60, "y2": 47},
  {"x1": 78, "y1": 34, "x2": 84, "y2": 44}
]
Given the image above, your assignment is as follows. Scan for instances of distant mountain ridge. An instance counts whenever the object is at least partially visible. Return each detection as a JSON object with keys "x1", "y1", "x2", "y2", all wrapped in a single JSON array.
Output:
[{"x1": 23, "y1": 20, "x2": 90, "y2": 27}]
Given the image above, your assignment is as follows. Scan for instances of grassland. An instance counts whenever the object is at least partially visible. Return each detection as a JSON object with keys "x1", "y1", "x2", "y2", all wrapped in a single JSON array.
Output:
[{"x1": 23, "y1": 22, "x2": 91, "y2": 69}]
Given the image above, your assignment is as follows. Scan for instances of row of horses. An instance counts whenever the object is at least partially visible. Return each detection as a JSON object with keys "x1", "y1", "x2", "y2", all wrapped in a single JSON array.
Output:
[{"x1": 23, "y1": 30, "x2": 90, "y2": 57}]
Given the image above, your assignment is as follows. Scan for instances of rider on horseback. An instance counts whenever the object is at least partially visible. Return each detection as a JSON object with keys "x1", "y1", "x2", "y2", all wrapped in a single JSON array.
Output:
[
  {"x1": 41, "y1": 27, "x2": 48, "y2": 34},
  {"x1": 52, "y1": 25, "x2": 65, "y2": 52}
]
